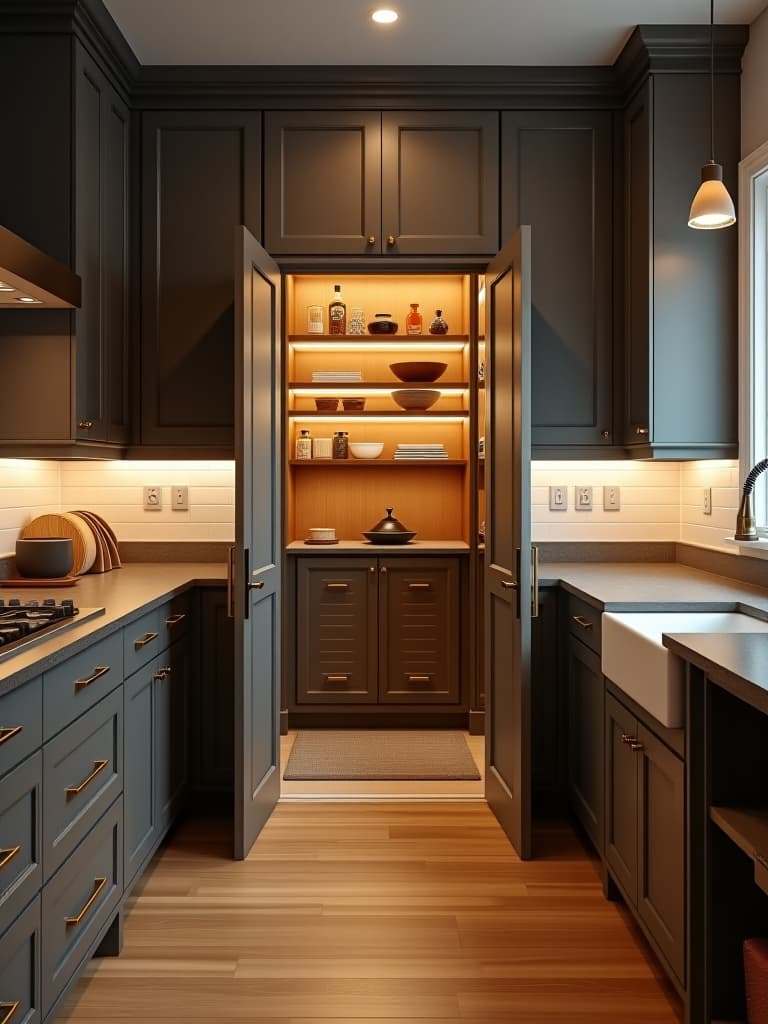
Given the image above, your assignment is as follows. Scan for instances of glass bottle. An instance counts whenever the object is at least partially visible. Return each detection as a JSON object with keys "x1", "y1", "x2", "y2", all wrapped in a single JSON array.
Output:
[
  {"x1": 332, "y1": 430, "x2": 349, "y2": 459},
  {"x1": 406, "y1": 302, "x2": 422, "y2": 335},
  {"x1": 429, "y1": 309, "x2": 448, "y2": 335},
  {"x1": 328, "y1": 284, "x2": 346, "y2": 335},
  {"x1": 295, "y1": 428, "x2": 312, "y2": 460}
]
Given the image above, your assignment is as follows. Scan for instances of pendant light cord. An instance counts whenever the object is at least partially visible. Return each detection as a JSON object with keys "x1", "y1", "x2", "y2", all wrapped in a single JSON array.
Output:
[{"x1": 710, "y1": 0, "x2": 715, "y2": 162}]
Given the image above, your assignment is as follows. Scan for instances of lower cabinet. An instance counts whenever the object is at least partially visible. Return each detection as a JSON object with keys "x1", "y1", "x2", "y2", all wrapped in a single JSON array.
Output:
[
  {"x1": 0, "y1": 894, "x2": 42, "y2": 1024},
  {"x1": 605, "y1": 690, "x2": 685, "y2": 986},
  {"x1": 565, "y1": 632, "x2": 604, "y2": 854}
]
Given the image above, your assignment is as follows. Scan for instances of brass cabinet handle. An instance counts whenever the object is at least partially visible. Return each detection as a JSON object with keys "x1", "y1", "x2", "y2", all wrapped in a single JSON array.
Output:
[
  {"x1": 74, "y1": 665, "x2": 110, "y2": 692},
  {"x1": 134, "y1": 631, "x2": 159, "y2": 649},
  {"x1": 0, "y1": 846, "x2": 21, "y2": 871},
  {"x1": 572, "y1": 615, "x2": 594, "y2": 630},
  {"x1": 386, "y1": 235, "x2": 396, "y2": 246},
  {"x1": 501, "y1": 579, "x2": 517, "y2": 590},
  {"x1": 165, "y1": 613, "x2": 186, "y2": 627},
  {"x1": 601, "y1": 430, "x2": 610, "y2": 439},
  {"x1": 620, "y1": 733, "x2": 634, "y2": 745},
  {"x1": 66, "y1": 759, "x2": 108, "y2": 799},
  {"x1": 407, "y1": 675, "x2": 431, "y2": 684},
  {"x1": 531, "y1": 544, "x2": 540, "y2": 620},
  {"x1": 325, "y1": 582, "x2": 349, "y2": 590},
  {"x1": 367, "y1": 235, "x2": 376, "y2": 245},
  {"x1": 0, "y1": 725, "x2": 22, "y2": 746},
  {"x1": 0, "y1": 1003, "x2": 20, "y2": 1024},
  {"x1": 635, "y1": 426, "x2": 649, "y2": 436},
  {"x1": 65, "y1": 876, "x2": 107, "y2": 927},
  {"x1": 249, "y1": 580, "x2": 265, "y2": 591},
  {"x1": 380, "y1": 566, "x2": 388, "y2": 574},
  {"x1": 78, "y1": 419, "x2": 94, "y2": 430},
  {"x1": 408, "y1": 582, "x2": 431, "y2": 591},
  {"x1": 153, "y1": 666, "x2": 172, "y2": 682},
  {"x1": 630, "y1": 741, "x2": 645, "y2": 752},
  {"x1": 326, "y1": 675, "x2": 349, "y2": 683}
]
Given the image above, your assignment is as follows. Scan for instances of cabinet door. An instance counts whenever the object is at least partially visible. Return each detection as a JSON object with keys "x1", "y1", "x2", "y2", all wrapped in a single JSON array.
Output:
[
  {"x1": 296, "y1": 559, "x2": 377, "y2": 704},
  {"x1": 141, "y1": 111, "x2": 261, "y2": 448},
  {"x1": 382, "y1": 111, "x2": 499, "y2": 255},
  {"x1": 378, "y1": 558, "x2": 460, "y2": 704},
  {"x1": 502, "y1": 111, "x2": 613, "y2": 449},
  {"x1": 637, "y1": 722, "x2": 685, "y2": 985},
  {"x1": 604, "y1": 692, "x2": 638, "y2": 901},
  {"x1": 0, "y1": 895, "x2": 41, "y2": 1024},
  {"x1": 155, "y1": 638, "x2": 189, "y2": 832},
  {"x1": 264, "y1": 111, "x2": 381, "y2": 255},
  {"x1": 195, "y1": 589, "x2": 234, "y2": 792},
  {"x1": 566, "y1": 636, "x2": 604, "y2": 854},
  {"x1": 123, "y1": 662, "x2": 157, "y2": 886}
]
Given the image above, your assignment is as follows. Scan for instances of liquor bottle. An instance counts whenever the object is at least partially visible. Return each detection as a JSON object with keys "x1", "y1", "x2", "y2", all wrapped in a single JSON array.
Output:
[
  {"x1": 406, "y1": 302, "x2": 423, "y2": 335},
  {"x1": 429, "y1": 309, "x2": 449, "y2": 335},
  {"x1": 295, "y1": 428, "x2": 312, "y2": 460},
  {"x1": 328, "y1": 284, "x2": 346, "y2": 335}
]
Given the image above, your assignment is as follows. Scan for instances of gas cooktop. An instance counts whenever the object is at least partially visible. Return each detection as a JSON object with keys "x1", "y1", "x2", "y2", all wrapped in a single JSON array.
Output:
[{"x1": 0, "y1": 599, "x2": 105, "y2": 661}]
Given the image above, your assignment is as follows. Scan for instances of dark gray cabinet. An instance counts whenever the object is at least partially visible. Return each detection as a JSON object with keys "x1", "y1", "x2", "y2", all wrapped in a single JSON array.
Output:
[
  {"x1": 605, "y1": 691, "x2": 685, "y2": 986},
  {"x1": 502, "y1": 111, "x2": 614, "y2": 452},
  {"x1": 193, "y1": 588, "x2": 235, "y2": 794},
  {"x1": 264, "y1": 110, "x2": 499, "y2": 256},
  {"x1": 140, "y1": 110, "x2": 261, "y2": 451},
  {"x1": 622, "y1": 75, "x2": 739, "y2": 458},
  {"x1": 565, "y1": 632, "x2": 604, "y2": 854},
  {"x1": 0, "y1": 894, "x2": 41, "y2": 1024}
]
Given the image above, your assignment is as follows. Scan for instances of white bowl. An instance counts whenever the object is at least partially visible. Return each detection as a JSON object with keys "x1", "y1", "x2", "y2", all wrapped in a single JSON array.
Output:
[
  {"x1": 349, "y1": 442, "x2": 384, "y2": 460},
  {"x1": 308, "y1": 527, "x2": 336, "y2": 541}
]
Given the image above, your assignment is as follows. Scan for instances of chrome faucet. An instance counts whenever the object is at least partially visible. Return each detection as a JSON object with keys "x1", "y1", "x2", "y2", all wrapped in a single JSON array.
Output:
[{"x1": 735, "y1": 459, "x2": 768, "y2": 541}]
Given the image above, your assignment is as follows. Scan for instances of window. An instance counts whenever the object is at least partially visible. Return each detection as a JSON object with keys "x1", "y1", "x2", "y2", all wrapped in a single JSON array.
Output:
[{"x1": 739, "y1": 141, "x2": 768, "y2": 533}]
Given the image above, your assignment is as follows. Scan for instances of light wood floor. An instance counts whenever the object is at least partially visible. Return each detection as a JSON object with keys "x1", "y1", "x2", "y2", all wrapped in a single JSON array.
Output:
[{"x1": 58, "y1": 804, "x2": 682, "y2": 1023}]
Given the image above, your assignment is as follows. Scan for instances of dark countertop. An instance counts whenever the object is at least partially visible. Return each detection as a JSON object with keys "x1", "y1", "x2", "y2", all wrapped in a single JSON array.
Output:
[{"x1": 663, "y1": 633, "x2": 768, "y2": 716}]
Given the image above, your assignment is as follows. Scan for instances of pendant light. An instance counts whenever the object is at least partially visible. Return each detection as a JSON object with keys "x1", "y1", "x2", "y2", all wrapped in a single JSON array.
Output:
[{"x1": 688, "y1": 0, "x2": 736, "y2": 229}]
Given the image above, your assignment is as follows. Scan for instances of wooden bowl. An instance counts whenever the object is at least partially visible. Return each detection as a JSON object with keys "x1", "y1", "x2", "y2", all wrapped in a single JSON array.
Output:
[
  {"x1": 389, "y1": 361, "x2": 448, "y2": 382},
  {"x1": 391, "y1": 389, "x2": 440, "y2": 411}
]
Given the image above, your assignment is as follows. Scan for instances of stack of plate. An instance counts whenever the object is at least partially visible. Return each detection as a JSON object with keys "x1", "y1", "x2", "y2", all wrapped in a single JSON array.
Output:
[
  {"x1": 311, "y1": 371, "x2": 362, "y2": 383},
  {"x1": 394, "y1": 444, "x2": 448, "y2": 460}
]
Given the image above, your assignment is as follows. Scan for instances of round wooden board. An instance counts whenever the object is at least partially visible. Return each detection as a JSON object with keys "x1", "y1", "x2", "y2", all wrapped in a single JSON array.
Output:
[
  {"x1": 72, "y1": 510, "x2": 121, "y2": 568},
  {"x1": 70, "y1": 510, "x2": 111, "y2": 572},
  {"x1": 21, "y1": 513, "x2": 96, "y2": 575}
]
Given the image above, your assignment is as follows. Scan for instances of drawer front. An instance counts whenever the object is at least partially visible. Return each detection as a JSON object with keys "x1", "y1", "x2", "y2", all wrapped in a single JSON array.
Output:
[
  {"x1": 0, "y1": 753, "x2": 42, "y2": 939},
  {"x1": 42, "y1": 797, "x2": 122, "y2": 1016},
  {"x1": 161, "y1": 593, "x2": 192, "y2": 647},
  {"x1": 565, "y1": 592, "x2": 602, "y2": 654},
  {"x1": 122, "y1": 606, "x2": 165, "y2": 677},
  {"x1": 0, "y1": 679, "x2": 42, "y2": 780},
  {"x1": 0, "y1": 895, "x2": 41, "y2": 1024},
  {"x1": 43, "y1": 632, "x2": 123, "y2": 740},
  {"x1": 42, "y1": 689, "x2": 122, "y2": 882}
]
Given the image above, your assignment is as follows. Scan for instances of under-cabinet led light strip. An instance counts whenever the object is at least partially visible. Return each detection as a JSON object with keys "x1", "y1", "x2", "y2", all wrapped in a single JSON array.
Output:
[
  {"x1": 290, "y1": 387, "x2": 468, "y2": 397},
  {"x1": 291, "y1": 414, "x2": 468, "y2": 423},
  {"x1": 290, "y1": 341, "x2": 467, "y2": 352}
]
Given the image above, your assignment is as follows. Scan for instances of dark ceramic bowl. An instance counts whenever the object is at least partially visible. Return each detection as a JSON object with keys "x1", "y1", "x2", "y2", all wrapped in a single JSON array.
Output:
[
  {"x1": 368, "y1": 318, "x2": 398, "y2": 335},
  {"x1": 389, "y1": 361, "x2": 448, "y2": 383},
  {"x1": 15, "y1": 537, "x2": 74, "y2": 578},
  {"x1": 362, "y1": 530, "x2": 416, "y2": 544}
]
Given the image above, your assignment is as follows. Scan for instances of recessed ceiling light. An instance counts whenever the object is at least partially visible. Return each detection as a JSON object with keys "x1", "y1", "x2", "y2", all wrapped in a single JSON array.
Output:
[
  {"x1": 16, "y1": 295, "x2": 40, "y2": 303},
  {"x1": 371, "y1": 8, "x2": 398, "y2": 24}
]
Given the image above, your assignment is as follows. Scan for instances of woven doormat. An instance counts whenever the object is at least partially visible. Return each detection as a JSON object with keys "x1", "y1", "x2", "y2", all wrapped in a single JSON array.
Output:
[{"x1": 283, "y1": 729, "x2": 481, "y2": 781}]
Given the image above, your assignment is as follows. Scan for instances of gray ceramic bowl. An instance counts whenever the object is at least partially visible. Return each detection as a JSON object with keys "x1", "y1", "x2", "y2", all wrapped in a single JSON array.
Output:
[{"x1": 15, "y1": 537, "x2": 74, "y2": 578}]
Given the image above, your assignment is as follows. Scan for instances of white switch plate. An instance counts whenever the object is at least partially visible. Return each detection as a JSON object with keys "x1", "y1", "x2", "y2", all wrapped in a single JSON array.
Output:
[
  {"x1": 172, "y1": 485, "x2": 189, "y2": 511},
  {"x1": 143, "y1": 486, "x2": 162, "y2": 510},
  {"x1": 576, "y1": 486, "x2": 593, "y2": 511},
  {"x1": 703, "y1": 487, "x2": 712, "y2": 515},
  {"x1": 604, "y1": 485, "x2": 621, "y2": 511},
  {"x1": 549, "y1": 485, "x2": 568, "y2": 511}
]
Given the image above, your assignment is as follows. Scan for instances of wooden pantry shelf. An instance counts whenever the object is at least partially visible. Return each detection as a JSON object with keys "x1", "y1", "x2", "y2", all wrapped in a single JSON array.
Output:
[
  {"x1": 710, "y1": 805, "x2": 768, "y2": 863},
  {"x1": 288, "y1": 333, "x2": 469, "y2": 343},
  {"x1": 289, "y1": 459, "x2": 466, "y2": 467},
  {"x1": 288, "y1": 410, "x2": 469, "y2": 418},
  {"x1": 289, "y1": 381, "x2": 469, "y2": 389}
]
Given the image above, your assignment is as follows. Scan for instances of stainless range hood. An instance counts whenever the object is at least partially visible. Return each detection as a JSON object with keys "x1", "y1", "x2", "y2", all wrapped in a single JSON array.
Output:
[{"x1": 0, "y1": 225, "x2": 81, "y2": 308}]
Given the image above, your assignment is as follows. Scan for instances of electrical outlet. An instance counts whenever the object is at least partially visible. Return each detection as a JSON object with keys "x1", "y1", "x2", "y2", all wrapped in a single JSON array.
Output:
[
  {"x1": 549, "y1": 485, "x2": 568, "y2": 511},
  {"x1": 172, "y1": 485, "x2": 189, "y2": 511},
  {"x1": 143, "y1": 486, "x2": 162, "y2": 510},
  {"x1": 576, "y1": 486, "x2": 593, "y2": 511},
  {"x1": 703, "y1": 487, "x2": 712, "y2": 515},
  {"x1": 604, "y1": 485, "x2": 621, "y2": 511}
]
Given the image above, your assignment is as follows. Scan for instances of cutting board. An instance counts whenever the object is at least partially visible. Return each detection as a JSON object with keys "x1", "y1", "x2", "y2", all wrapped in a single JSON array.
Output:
[
  {"x1": 21, "y1": 513, "x2": 97, "y2": 575},
  {"x1": 70, "y1": 510, "x2": 111, "y2": 572},
  {"x1": 72, "y1": 510, "x2": 121, "y2": 569}
]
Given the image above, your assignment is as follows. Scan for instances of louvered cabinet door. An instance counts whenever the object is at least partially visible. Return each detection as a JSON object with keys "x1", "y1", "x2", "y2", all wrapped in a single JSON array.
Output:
[
  {"x1": 296, "y1": 559, "x2": 378, "y2": 704},
  {"x1": 378, "y1": 558, "x2": 460, "y2": 704}
]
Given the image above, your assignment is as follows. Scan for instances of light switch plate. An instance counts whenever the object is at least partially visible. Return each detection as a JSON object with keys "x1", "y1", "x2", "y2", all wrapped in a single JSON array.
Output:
[
  {"x1": 576, "y1": 486, "x2": 593, "y2": 511},
  {"x1": 703, "y1": 487, "x2": 712, "y2": 515},
  {"x1": 549, "y1": 485, "x2": 568, "y2": 511},
  {"x1": 143, "y1": 486, "x2": 162, "y2": 510},
  {"x1": 172, "y1": 485, "x2": 189, "y2": 511},
  {"x1": 604, "y1": 485, "x2": 621, "y2": 511}
]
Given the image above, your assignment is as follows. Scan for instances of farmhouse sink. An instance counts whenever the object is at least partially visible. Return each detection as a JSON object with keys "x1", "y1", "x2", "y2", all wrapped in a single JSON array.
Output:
[{"x1": 601, "y1": 612, "x2": 768, "y2": 728}]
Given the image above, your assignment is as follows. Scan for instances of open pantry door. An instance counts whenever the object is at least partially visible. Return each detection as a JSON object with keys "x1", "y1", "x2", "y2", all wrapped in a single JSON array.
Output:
[
  {"x1": 232, "y1": 226, "x2": 282, "y2": 859},
  {"x1": 483, "y1": 227, "x2": 534, "y2": 860}
]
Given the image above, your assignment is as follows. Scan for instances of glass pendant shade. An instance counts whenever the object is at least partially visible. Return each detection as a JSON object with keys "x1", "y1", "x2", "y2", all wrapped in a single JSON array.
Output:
[{"x1": 688, "y1": 160, "x2": 736, "y2": 229}]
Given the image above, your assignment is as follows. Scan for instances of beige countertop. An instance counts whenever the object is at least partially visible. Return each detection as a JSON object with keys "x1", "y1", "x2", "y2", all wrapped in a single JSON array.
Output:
[{"x1": 286, "y1": 540, "x2": 471, "y2": 554}]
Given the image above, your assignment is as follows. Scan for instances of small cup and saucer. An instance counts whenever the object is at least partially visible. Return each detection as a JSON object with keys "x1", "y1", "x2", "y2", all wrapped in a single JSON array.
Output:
[{"x1": 304, "y1": 527, "x2": 338, "y2": 545}]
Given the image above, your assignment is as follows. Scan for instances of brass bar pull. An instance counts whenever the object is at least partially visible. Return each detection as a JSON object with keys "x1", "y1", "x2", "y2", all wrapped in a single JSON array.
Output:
[
  {"x1": 78, "y1": 419, "x2": 94, "y2": 430},
  {"x1": 531, "y1": 544, "x2": 540, "y2": 620},
  {"x1": 635, "y1": 426, "x2": 649, "y2": 436},
  {"x1": 386, "y1": 235, "x2": 396, "y2": 246},
  {"x1": 0, "y1": 846, "x2": 21, "y2": 871},
  {"x1": 326, "y1": 675, "x2": 349, "y2": 683},
  {"x1": 0, "y1": 725, "x2": 22, "y2": 746},
  {"x1": 620, "y1": 733, "x2": 634, "y2": 745},
  {"x1": 367, "y1": 235, "x2": 376, "y2": 245},
  {"x1": 65, "y1": 877, "x2": 107, "y2": 927},
  {"x1": 408, "y1": 582, "x2": 431, "y2": 591},
  {"x1": 0, "y1": 1003, "x2": 20, "y2": 1024},
  {"x1": 249, "y1": 579, "x2": 265, "y2": 591},
  {"x1": 66, "y1": 759, "x2": 108, "y2": 800},
  {"x1": 407, "y1": 675, "x2": 430, "y2": 684},
  {"x1": 501, "y1": 579, "x2": 517, "y2": 590},
  {"x1": 134, "y1": 632, "x2": 159, "y2": 650},
  {"x1": 572, "y1": 615, "x2": 593, "y2": 630},
  {"x1": 325, "y1": 582, "x2": 349, "y2": 590},
  {"x1": 165, "y1": 613, "x2": 186, "y2": 627},
  {"x1": 74, "y1": 665, "x2": 110, "y2": 692},
  {"x1": 630, "y1": 741, "x2": 644, "y2": 752}
]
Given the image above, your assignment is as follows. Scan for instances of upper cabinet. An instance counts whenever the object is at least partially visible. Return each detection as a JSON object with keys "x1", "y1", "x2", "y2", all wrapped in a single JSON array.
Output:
[
  {"x1": 622, "y1": 73, "x2": 739, "y2": 459},
  {"x1": 264, "y1": 110, "x2": 499, "y2": 256},
  {"x1": 502, "y1": 111, "x2": 615, "y2": 453},
  {"x1": 140, "y1": 111, "x2": 261, "y2": 452}
]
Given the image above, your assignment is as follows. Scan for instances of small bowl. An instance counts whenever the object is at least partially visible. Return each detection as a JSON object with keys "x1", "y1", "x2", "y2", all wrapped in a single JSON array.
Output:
[
  {"x1": 315, "y1": 397, "x2": 339, "y2": 412},
  {"x1": 15, "y1": 537, "x2": 74, "y2": 578},
  {"x1": 349, "y1": 442, "x2": 384, "y2": 460},
  {"x1": 308, "y1": 527, "x2": 336, "y2": 541},
  {"x1": 391, "y1": 389, "x2": 440, "y2": 411},
  {"x1": 389, "y1": 361, "x2": 448, "y2": 383},
  {"x1": 368, "y1": 317, "x2": 398, "y2": 335},
  {"x1": 342, "y1": 397, "x2": 366, "y2": 411}
]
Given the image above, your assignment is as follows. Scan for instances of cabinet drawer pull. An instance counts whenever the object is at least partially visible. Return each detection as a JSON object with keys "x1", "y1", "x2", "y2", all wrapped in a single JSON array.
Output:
[
  {"x1": 0, "y1": 1003, "x2": 20, "y2": 1024},
  {"x1": 325, "y1": 582, "x2": 349, "y2": 590},
  {"x1": 635, "y1": 426, "x2": 649, "y2": 436},
  {"x1": 386, "y1": 235, "x2": 396, "y2": 246},
  {"x1": 501, "y1": 579, "x2": 517, "y2": 590},
  {"x1": 0, "y1": 725, "x2": 22, "y2": 746},
  {"x1": 407, "y1": 675, "x2": 431, "y2": 684},
  {"x1": 572, "y1": 615, "x2": 593, "y2": 630},
  {"x1": 75, "y1": 665, "x2": 111, "y2": 691},
  {"x1": 134, "y1": 631, "x2": 159, "y2": 649},
  {"x1": 165, "y1": 613, "x2": 186, "y2": 627},
  {"x1": 66, "y1": 759, "x2": 108, "y2": 799},
  {"x1": 0, "y1": 846, "x2": 21, "y2": 871},
  {"x1": 367, "y1": 235, "x2": 376, "y2": 245},
  {"x1": 629, "y1": 741, "x2": 644, "y2": 752},
  {"x1": 620, "y1": 733, "x2": 634, "y2": 745},
  {"x1": 408, "y1": 582, "x2": 431, "y2": 591},
  {"x1": 326, "y1": 675, "x2": 349, "y2": 683},
  {"x1": 65, "y1": 876, "x2": 107, "y2": 927},
  {"x1": 78, "y1": 419, "x2": 94, "y2": 430}
]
